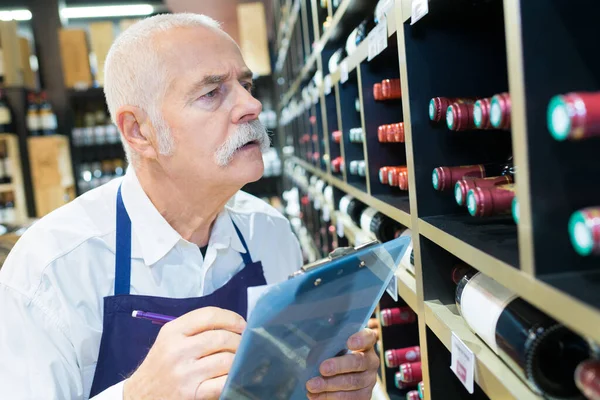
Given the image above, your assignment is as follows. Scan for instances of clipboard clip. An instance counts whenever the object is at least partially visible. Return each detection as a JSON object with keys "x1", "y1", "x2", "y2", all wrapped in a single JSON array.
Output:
[{"x1": 289, "y1": 240, "x2": 379, "y2": 279}]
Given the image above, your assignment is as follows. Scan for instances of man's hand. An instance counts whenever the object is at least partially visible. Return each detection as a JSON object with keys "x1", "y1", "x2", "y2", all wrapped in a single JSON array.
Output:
[
  {"x1": 306, "y1": 329, "x2": 379, "y2": 399},
  {"x1": 124, "y1": 307, "x2": 246, "y2": 400}
]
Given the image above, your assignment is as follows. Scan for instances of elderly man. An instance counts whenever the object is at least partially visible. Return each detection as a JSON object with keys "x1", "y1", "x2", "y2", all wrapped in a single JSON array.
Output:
[{"x1": 0, "y1": 13, "x2": 379, "y2": 400}]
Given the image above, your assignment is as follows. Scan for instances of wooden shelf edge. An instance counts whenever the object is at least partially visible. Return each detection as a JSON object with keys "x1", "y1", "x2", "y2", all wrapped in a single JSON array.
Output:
[
  {"x1": 424, "y1": 301, "x2": 542, "y2": 400},
  {"x1": 274, "y1": 0, "x2": 302, "y2": 73},
  {"x1": 292, "y1": 157, "x2": 412, "y2": 228},
  {"x1": 0, "y1": 184, "x2": 14, "y2": 193},
  {"x1": 418, "y1": 219, "x2": 600, "y2": 344},
  {"x1": 396, "y1": 267, "x2": 418, "y2": 312}
]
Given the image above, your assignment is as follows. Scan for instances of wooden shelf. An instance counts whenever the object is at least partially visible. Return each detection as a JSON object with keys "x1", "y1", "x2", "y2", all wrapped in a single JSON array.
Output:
[
  {"x1": 0, "y1": 184, "x2": 14, "y2": 193},
  {"x1": 396, "y1": 267, "x2": 418, "y2": 313},
  {"x1": 293, "y1": 157, "x2": 411, "y2": 228},
  {"x1": 424, "y1": 301, "x2": 541, "y2": 400}
]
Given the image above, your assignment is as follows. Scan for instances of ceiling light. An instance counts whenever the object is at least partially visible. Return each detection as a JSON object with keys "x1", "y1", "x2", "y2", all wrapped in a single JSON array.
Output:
[
  {"x1": 61, "y1": 4, "x2": 155, "y2": 19},
  {"x1": 0, "y1": 9, "x2": 32, "y2": 21}
]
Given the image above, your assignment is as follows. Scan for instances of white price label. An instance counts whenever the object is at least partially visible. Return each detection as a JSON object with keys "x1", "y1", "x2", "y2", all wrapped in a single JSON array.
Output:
[
  {"x1": 367, "y1": 18, "x2": 388, "y2": 61},
  {"x1": 376, "y1": 0, "x2": 393, "y2": 22},
  {"x1": 386, "y1": 275, "x2": 398, "y2": 302},
  {"x1": 324, "y1": 75, "x2": 332, "y2": 95},
  {"x1": 411, "y1": 0, "x2": 429, "y2": 25},
  {"x1": 337, "y1": 218, "x2": 345, "y2": 238},
  {"x1": 340, "y1": 61, "x2": 349, "y2": 83},
  {"x1": 450, "y1": 333, "x2": 475, "y2": 394}
]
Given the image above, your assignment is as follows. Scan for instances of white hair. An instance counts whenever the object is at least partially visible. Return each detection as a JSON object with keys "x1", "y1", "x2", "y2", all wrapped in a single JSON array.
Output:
[{"x1": 103, "y1": 13, "x2": 222, "y2": 163}]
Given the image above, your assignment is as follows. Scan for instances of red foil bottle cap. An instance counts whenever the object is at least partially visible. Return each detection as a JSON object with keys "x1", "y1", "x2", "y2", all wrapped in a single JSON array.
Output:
[
  {"x1": 310, "y1": 115, "x2": 317, "y2": 125},
  {"x1": 407, "y1": 390, "x2": 420, "y2": 400},
  {"x1": 380, "y1": 307, "x2": 416, "y2": 326},
  {"x1": 468, "y1": 184, "x2": 515, "y2": 217},
  {"x1": 432, "y1": 165, "x2": 485, "y2": 191},
  {"x1": 388, "y1": 169, "x2": 399, "y2": 186},
  {"x1": 379, "y1": 167, "x2": 390, "y2": 184},
  {"x1": 332, "y1": 130, "x2": 342, "y2": 143},
  {"x1": 385, "y1": 346, "x2": 421, "y2": 368},
  {"x1": 575, "y1": 360, "x2": 600, "y2": 400},
  {"x1": 312, "y1": 152, "x2": 320, "y2": 162},
  {"x1": 312, "y1": 134, "x2": 318, "y2": 143},
  {"x1": 455, "y1": 175, "x2": 513, "y2": 206},
  {"x1": 447, "y1": 103, "x2": 476, "y2": 131},
  {"x1": 398, "y1": 171, "x2": 409, "y2": 190},
  {"x1": 399, "y1": 362, "x2": 423, "y2": 384},
  {"x1": 381, "y1": 78, "x2": 402, "y2": 100},
  {"x1": 373, "y1": 83, "x2": 383, "y2": 101},
  {"x1": 378, "y1": 125, "x2": 387, "y2": 142},
  {"x1": 394, "y1": 122, "x2": 405, "y2": 142},
  {"x1": 386, "y1": 124, "x2": 396, "y2": 142},
  {"x1": 490, "y1": 92, "x2": 511, "y2": 129},
  {"x1": 473, "y1": 98, "x2": 492, "y2": 129},
  {"x1": 395, "y1": 372, "x2": 413, "y2": 390}
]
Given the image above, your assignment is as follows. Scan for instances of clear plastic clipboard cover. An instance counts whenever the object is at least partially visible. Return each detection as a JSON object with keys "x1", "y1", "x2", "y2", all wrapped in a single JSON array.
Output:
[{"x1": 220, "y1": 236, "x2": 410, "y2": 400}]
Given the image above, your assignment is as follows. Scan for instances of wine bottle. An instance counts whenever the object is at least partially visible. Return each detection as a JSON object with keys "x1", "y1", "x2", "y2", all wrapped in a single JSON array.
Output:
[
  {"x1": 447, "y1": 102, "x2": 476, "y2": 131},
  {"x1": 385, "y1": 346, "x2": 421, "y2": 368},
  {"x1": 373, "y1": 83, "x2": 383, "y2": 101},
  {"x1": 406, "y1": 390, "x2": 420, "y2": 400},
  {"x1": 418, "y1": 381, "x2": 425, "y2": 399},
  {"x1": 357, "y1": 160, "x2": 366, "y2": 177},
  {"x1": 0, "y1": 89, "x2": 12, "y2": 134},
  {"x1": 360, "y1": 207, "x2": 402, "y2": 242},
  {"x1": 451, "y1": 264, "x2": 475, "y2": 285},
  {"x1": 575, "y1": 360, "x2": 600, "y2": 400},
  {"x1": 332, "y1": 130, "x2": 342, "y2": 143},
  {"x1": 339, "y1": 195, "x2": 366, "y2": 226},
  {"x1": 467, "y1": 184, "x2": 515, "y2": 217},
  {"x1": 26, "y1": 93, "x2": 40, "y2": 136},
  {"x1": 331, "y1": 157, "x2": 343, "y2": 173},
  {"x1": 398, "y1": 362, "x2": 423, "y2": 384},
  {"x1": 39, "y1": 92, "x2": 57, "y2": 135},
  {"x1": 548, "y1": 92, "x2": 600, "y2": 141},
  {"x1": 473, "y1": 98, "x2": 492, "y2": 129},
  {"x1": 568, "y1": 207, "x2": 600, "y2": 256},
  {"x1": 432, "y1": 160, "x2": 512, "y2": 191},
  {"x1": 388, "y1": 166, "x2": 408, "y2": 187},
  {"x1": 382, "y1": 78, "x2": 401, "y2": 100},
  {"x1": 385, "y1": 123, "x2": 404, "y2": 143},
  {"x1": 349, "y1": 127, "x2": 364, "y2": 143},
  {"x1": 380, "y1": 307, "x2": 417, "y2": 327},
  {"x1": 349, "y1": 160, "x2": 359, "y2": 175},
  {"x1": 378, "y1": 125, "x2": 388, "y2": 142},
  {"x1": 398, "y1": 170, "x2": 409, "y2": 190},
  {"x1": 456, "y1": 271, "x2": 593, "y2": 398},
  {"x1": 394, "y1": 376, "x2": 416, "y2": 390},
  {"x1": 512, "y1": 197, "x2": 519, "y2": 224},
  {"x1": 490, "y1": 92, "x2": 511, "y2": 129},
  {"x1": 454, "y1": 175, "x2": 513, "y2": 206},
  {"x1": 429, "y1": 97, "x2": 476, "y2": 123}
]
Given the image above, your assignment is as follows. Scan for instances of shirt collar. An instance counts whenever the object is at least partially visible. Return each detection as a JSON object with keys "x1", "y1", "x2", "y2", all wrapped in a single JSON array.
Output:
[{"x1": 120, "y1": 168, "x2": 246, "y2": 266}]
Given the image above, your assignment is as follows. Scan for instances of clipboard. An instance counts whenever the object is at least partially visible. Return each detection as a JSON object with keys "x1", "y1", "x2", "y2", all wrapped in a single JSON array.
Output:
[{"x1": 220, "y1": 236, "x2": 410, "y2": 400}]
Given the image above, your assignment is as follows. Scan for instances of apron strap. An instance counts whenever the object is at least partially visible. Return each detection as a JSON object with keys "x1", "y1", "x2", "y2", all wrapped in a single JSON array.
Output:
[
  {"x1": 231, "y1": 219, "x2": 253, "y2": 265},
  {"x1": 115, "y1": 184, "x2": 132, "y2": 295}
]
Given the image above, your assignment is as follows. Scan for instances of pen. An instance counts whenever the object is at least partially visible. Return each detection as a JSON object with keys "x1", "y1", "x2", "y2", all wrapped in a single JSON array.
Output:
[{"x1": 132, "y1": 310, "x2": 176, "y2": 325}]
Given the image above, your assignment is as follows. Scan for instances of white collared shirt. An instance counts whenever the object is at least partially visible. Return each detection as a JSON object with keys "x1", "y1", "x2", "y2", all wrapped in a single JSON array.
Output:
[{"x1": 0, "y1": 169, "x2": 303, "y2": 399}]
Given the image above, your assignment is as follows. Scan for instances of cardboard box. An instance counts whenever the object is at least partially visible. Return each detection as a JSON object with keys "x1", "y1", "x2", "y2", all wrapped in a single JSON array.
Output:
[
  {"x1": 89, "y1": 22, "x2": 114, "y2": 86},
  {"x1": 0, "y1": 21, "x2": 23, "y2": 86},
  {"x1": 58, "y1": 29, "x2": 93, "y2": 89},
  {"x1": 236, "y1": 2, "x2": 272, "y2": 76}
]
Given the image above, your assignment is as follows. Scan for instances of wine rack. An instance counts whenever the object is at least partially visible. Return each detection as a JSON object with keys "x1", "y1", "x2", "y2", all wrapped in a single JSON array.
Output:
[{"x1": 274, "y1": 0, "x2": 600, "y2": 399}]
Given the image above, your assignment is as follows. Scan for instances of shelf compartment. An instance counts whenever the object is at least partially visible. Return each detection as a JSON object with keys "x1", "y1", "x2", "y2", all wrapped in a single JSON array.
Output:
[{"x1": 424, "y1": 300, "x2": 541, "y2": 400}]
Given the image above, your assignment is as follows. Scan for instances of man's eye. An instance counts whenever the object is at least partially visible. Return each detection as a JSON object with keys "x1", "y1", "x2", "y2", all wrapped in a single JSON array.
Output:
[
  {"x1": 243, "y1": 82, "x2": 253, "y2": 92},
  {"x1": 202, "y1": 88, "x2": 220, "y2": 99}
]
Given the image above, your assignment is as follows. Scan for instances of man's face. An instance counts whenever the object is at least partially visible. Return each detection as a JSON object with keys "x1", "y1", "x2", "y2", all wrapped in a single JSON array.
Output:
[{"x1": 154, "y1": 26, "x2": 267, "y2": 188}]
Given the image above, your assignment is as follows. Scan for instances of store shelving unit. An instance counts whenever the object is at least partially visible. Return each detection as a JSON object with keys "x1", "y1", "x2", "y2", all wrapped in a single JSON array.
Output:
[{"x1": 275, "y1": 1, "x2": 600, "y2": 399}]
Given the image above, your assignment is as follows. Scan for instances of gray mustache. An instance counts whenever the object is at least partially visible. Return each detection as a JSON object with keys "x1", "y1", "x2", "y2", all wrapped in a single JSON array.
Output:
[{"x1": 214, "y1": 120, "x2": 270, "y2": 166}]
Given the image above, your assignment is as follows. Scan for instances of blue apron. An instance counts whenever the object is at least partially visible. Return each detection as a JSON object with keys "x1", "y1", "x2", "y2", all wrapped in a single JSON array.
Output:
[{"x1": 89, "y1": 185, "x2": 267, "y2": 397}]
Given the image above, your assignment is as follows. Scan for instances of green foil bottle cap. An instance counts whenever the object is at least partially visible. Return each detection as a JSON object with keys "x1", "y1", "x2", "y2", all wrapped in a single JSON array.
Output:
[
  {"x1": 432, "y1": 169, "x2": 440, "y2": 190},
  {"x1": 547, "y1": 95, "x2": 572, "y2": 141},
  {"x1": 429, "y1": 99, "x2": 436, "y2": 121},
  {"x1": 455, "y1": 181, "x2": 464, "y2": 206},
  {"x1": 490, "y1": 96, "x2": 502, "y2": 128},
  {"x1": 569, "y1": 210, "x2": 594, "y2": 256},
  {"x1": 512, "y1": 197, "x2": 519, "y2": 224},
  {"x1": 446, "y1": 106, "x2": 454, "y2": 130},
  {"x1": 473, "y1": 100, "x2": 483, "y2": 128},
  {"x1": 467, "y1": 190, "x2": 478, "y2": 216}
]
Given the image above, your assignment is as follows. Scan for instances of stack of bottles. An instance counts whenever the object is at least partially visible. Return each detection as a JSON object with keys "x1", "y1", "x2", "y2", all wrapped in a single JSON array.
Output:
[
  {"x1": 0, "y1": 89, "x2": 12, "y2": 134},
  {"x1": 373, "y1": 78, "x2": 402, "y2": 101},
  {"x1": 453, "y1": 265, "x2": 595, "y2": 399},
  {"x1": 377, "y1": 123, "x2": 405, "y2": 143},
  {"x1": 546, "y1": 92, "x2": 600, "y2": 258},
  {"x1": 72, "y1": 105, "x2": 120, "y2": 146},
  {"x1": 78, "y1": 159, "x2": 126, "y2": 193},
  {"x1": 432, "y1": 158, "x2": 515, "y2": 218},
  {"x1": 348, "y1": 160, "x2": 366, "y2": 177},
  {"x1": 360, "y1": 207, "x2": 405, "y2": 242},
  {"x1": 379, "y1": 166, "x2": 409, "y2": 190},
  {"x1": 27, "y1": 91, "x2": 58, "y2": 136},
  {"x1": 349, "y1": 127, "x2": 365, "y2": 143},
  {"x1": 429, "y1": 93, "x2": 511, "y2": 131}
]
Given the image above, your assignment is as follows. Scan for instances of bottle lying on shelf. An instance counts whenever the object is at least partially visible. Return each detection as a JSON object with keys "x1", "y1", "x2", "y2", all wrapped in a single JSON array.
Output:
[
  {"x1": 339, "y1": 194, "x2": 367, "y2": 226},
  {"x1": 447, "y1": 102, "x2": 476, "y2": 131},
  {"x1": 349, "y1": 160, "x2": 366, "y2": 176},
  {"x1": 385, "y1": 346, "x2": 421, "y2": 368},
  {"x1": 575, "y1": 360, "x2": 600, "y2": 400},
  {"x1": 349, "y1": 127, "x2": 364, "y2": 143},
  {"x1": 490, "y1": 92, "x2": 511, "y2": 129},
  {"x1": 568, "y1": 207, "x2": 600, "y2": 257},
  {"x1": 378, "y1": 123, "x2": 405, "y2": 143},
  {"x1": 432, "y1": 159, "x2": 513, "y2": 191},
  {"x1": 548, "y1": 92, "x2": 600, "y2": 141},
  {"x1": 418, "y1": 381, "x2": 424, "y2": 399},
  {"x1": 360, "y1": 207, "x2": 404, "y2": 242},
  {"x1": 357, "y1": 161, "x2": 366, "y2": 177},
  {"x1": 394, "y1": 378, "x2": 416, "y2": 390},
  {"x1": 332, "y1": 130, "x2": 342, "y2": 143},
  {"x1": 455, "y1": 270, "x2": 593, "y2": 399},
  {"x1": 406, "y1": 390, "x2": 420, "y2": 400},
  {"x1": 429, "y1": 97, "x2": 476, "y2": 123},
  {"x1": 373, "y1": 83, "x2": 383, "y2": 101},
  {"x1": 397, "y1": 361, "x2": 423, "y2": 384},
  {"x1": 331, "y1": 156, "x2": 344, "y2": 174},
  {"x1": 380, "y1": 307, "x2": 417, "y2": 327},
  {"x1": 473, "y1": 98, "x2": 493, "y2": 129},
  {"x1": 388, "y1": 166, "x2": 409, "y2": 189},
  {"x1": 455, "y1": 175, "x2": 513, "y2": 207},
  {"x1": 467, "y1": 184, "x2": 515, "y2": 217},
  {"x1": 382, "y1": 78, "x2": 402, "y2": 100}
]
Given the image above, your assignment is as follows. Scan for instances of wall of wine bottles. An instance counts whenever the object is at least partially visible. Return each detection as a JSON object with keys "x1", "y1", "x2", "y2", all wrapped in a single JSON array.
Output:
[{"x1": 273, "y1": 0, "x2": 600, "y2": 399}]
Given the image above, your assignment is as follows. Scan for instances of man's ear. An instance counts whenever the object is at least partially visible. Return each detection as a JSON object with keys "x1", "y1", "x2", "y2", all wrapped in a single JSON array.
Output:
[{"x1": 115, "y1": 105, "x2": 159, "y2": 160}]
